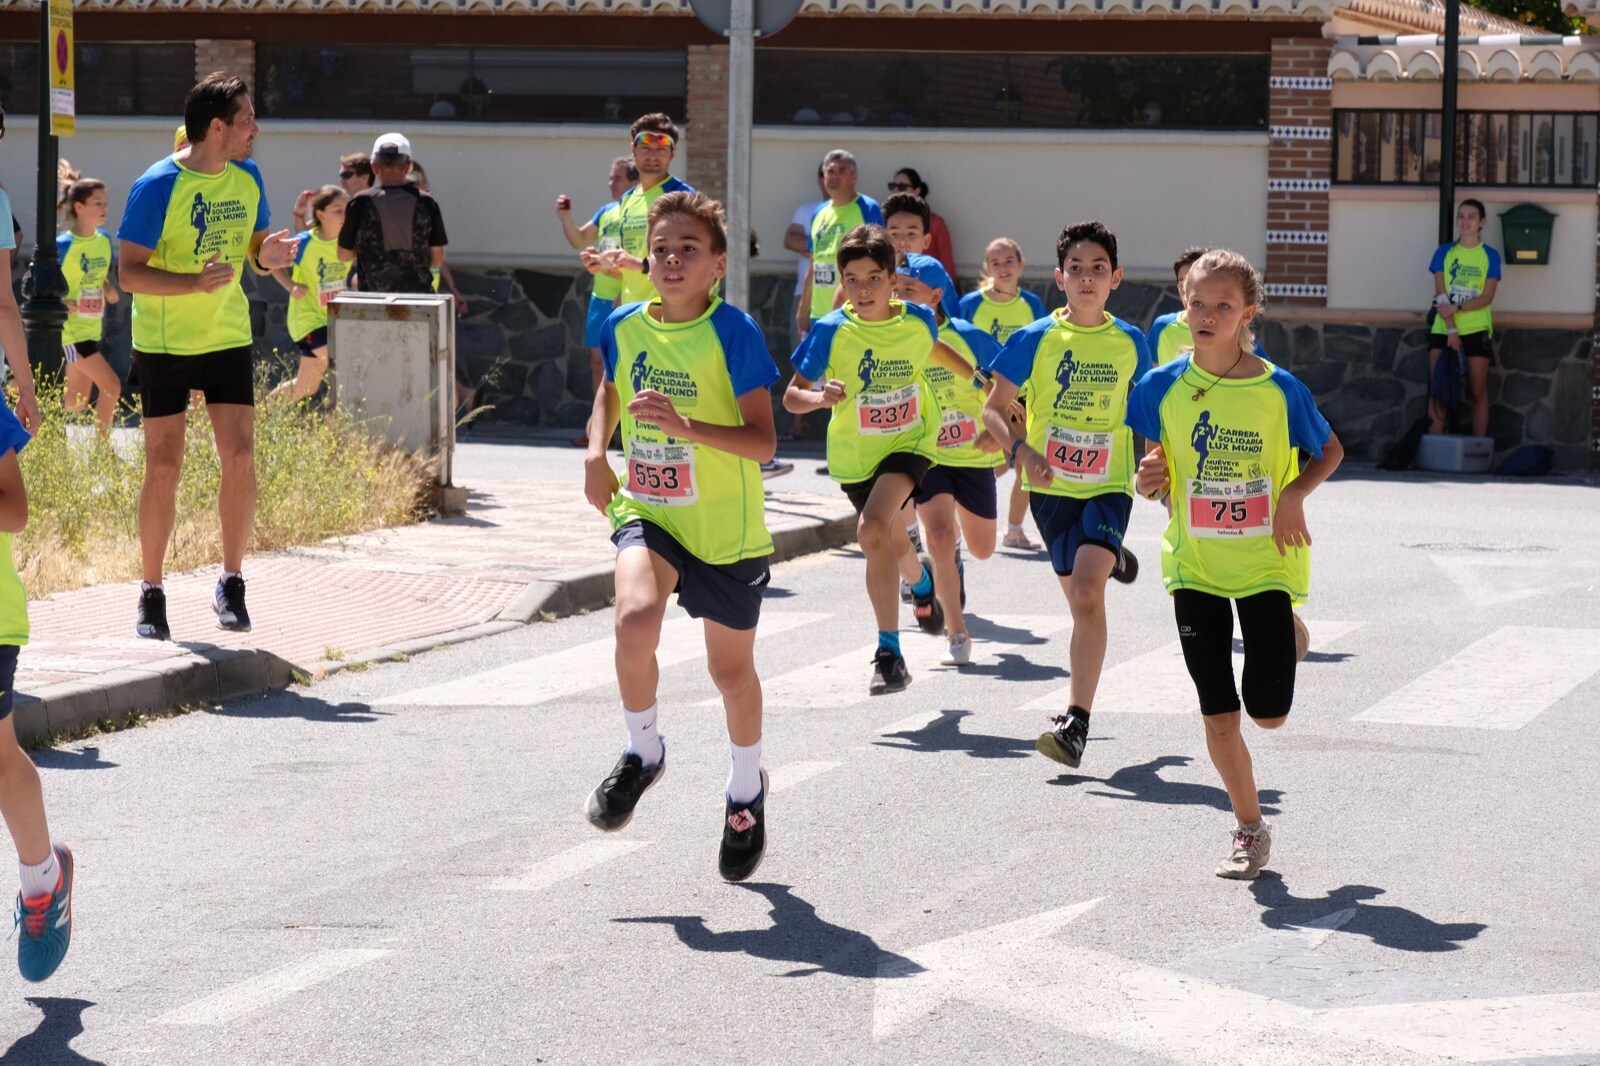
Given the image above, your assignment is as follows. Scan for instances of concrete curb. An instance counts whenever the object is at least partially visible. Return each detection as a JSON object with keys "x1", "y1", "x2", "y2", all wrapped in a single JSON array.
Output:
[{"x1": 16, "y1": 510, "x2": 858, "y2": 747}]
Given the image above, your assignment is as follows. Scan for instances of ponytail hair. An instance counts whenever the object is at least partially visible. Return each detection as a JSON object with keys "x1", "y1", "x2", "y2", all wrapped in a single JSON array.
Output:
[
  {"x1": 976, "y1": 237, "x2": 1024, "y2": 295},
  {"x1": 1186, "y1": 249, "x2": 1265, "y2": 356},
  {"x1": 57, "y1": 159, "x2": 106, "y2": 223}
]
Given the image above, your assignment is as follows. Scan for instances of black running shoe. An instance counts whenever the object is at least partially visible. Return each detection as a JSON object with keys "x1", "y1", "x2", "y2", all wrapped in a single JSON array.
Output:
[
  {"x1": 718, "y1": 769, "x2": 769, "y2": 882},
  {"x1": 1036, "y1": 711, "x2": 1089, "y2": 768},
  {"x1": 585, "y1": 748, "x2": 667, "y2": 831},
  {"x1": 869, "y1": 647, "x2": 912, "y2": 696},
  {"x1": 1111, "y1": 547, "x2": 1139, "y2": 585},
  {"x1": 136, "y1": 586, "x2": 171, "y2": 641},
  {"x1": 958, "y1": 559, "x2": 967, "y2": 609},
  {"x1": 214, "y1": 575, "x2": 252, "y2": 632}
]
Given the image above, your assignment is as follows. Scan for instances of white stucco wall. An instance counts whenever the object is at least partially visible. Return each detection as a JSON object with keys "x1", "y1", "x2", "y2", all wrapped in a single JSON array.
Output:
[
  {"x1": 0, "y1": 117, "x2": 1265, "y2": 284},
  {"x1": 1328, "y1": 191, "x2": 1596, "y2": 316}
]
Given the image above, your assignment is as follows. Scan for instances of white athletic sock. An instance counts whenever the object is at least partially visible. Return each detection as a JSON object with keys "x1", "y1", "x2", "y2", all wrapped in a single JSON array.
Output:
[
  {"x1": 141, "y1": 581, "x2": 162, "y2": 593},
  {"x1": 220, "y1": 570, "x2": 241, "y2": 584},
  {"x1": 1007, "y1": 523, "x2": 1023, "y2": 534},
  {"x1": 19, "y1": 850, "x2": 58, "y2": 899},
  {"x1": 623, "y1": 702, "x2": 664, "y2": 766},
  {"x1": 727, "y1": 738, "x2": 763, "y2": 804}
]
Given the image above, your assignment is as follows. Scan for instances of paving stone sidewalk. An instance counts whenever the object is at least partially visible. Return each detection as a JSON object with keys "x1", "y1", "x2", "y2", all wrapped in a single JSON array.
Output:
[{"x1": 14, "y1": 480, "x2": 855, "y2": 744}]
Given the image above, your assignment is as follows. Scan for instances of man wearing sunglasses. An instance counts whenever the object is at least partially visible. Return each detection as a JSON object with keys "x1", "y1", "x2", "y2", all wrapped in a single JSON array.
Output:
[{"x1": 599, "y1": 114, "x2": 694, "y2": 306}]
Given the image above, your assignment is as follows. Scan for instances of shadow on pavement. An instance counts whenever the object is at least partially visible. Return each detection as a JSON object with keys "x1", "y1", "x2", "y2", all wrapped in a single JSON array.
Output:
[
  {"x1": 1049, "y1": 755, "x2": 1284, "y2": 816},
  {"x1": 1228, "y1": 637, "x2": 1353, "y2": 665},
  {"x1": 874, "y1": 709, "x2": 1037, "y2": 760},
  {"x1": 208, "y1": 691, "x2": 390, "y2": 725},
  {"x1": 29, "y1": 747, "x2": 118, "y2": 772},
  {"x1": 614, "y1": 882, "x2": 923, "y2": 979},
  {"x1": 954, "y1": 651, "x2": 1067, "y2": 683},
  {"x1": 966, "y1": 615, "x2": 1055, "y2": 646},
  {"x1": 0, "y1": 998, "x2": 105, "y2": 1065},
  {"x1": 1250, "y1": 875, "x2": 1487, "y2": 953}
]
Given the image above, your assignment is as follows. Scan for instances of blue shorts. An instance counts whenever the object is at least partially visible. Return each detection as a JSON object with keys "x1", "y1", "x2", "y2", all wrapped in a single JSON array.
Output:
[
  {"x1": 584, "y1": 295, "x2": 614, "y2": 349},
  {"x1": 296, "y1": 326, "x2": 329, "y2": 357},
  {"x1": 612, "y1": 520, "x2": 770, "y2": 632},
  {"x1": 0, "y1": 644, "x2": 17, "y2": 720},
  {"x1": 1030, "y1": 491, "x2": 1132, "y2": 576},
  {"x1": 913, "y1": 465, "x2": 998, "y2": 520}
]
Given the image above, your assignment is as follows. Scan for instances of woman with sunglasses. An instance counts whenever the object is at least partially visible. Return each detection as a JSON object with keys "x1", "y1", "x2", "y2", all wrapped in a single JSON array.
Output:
[
  {"x1": 599, "y1": 114, "x2": 695, "y2": 307},
  {"x1": 888, "y1": 168, "x2": 957, "y2": 287}
]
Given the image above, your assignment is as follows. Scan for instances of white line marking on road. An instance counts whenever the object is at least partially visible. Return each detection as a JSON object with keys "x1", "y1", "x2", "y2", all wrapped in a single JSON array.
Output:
[
  {"x1": 1022, "y1": 621, "x2": 1364, "y2": 715},
  {"x1": 768, "y1": 761, "x2": 839, "y2": 793},
  {"x1": 878, "y1": 709, "x2": 941, "y2": 737},
  {"x1": 156, "y1": 949, "x2": 393, "y2": 1026},
  {"x1": 486, "y1": 839, "x2": 650, "y2": 892},
  {"x1": 1353, "y1": 626, "x2": 1600, "y2": 730},
  {"x1": 1314, "y1": 992, "x2": 1600, "y2": 1061},
  {"x1": 750, "y1": 615, "x2": 1070, "y2": 709},
  {"x1": 386, "y1": 611, "x2": 827, "y2": 707}
]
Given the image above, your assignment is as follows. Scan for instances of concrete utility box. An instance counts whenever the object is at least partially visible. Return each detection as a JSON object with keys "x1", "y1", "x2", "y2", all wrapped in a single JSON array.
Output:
[
  {"x1": 328, "y1": 292, "x2": 459, "y2": 501},
  {"x1": 1415, "y1": 434, "x2": 1493, "y2": 474}
]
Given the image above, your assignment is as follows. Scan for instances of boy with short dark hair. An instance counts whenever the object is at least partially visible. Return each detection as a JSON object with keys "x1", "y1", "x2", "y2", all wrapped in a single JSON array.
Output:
[{"x1": 981, "y1": 221, "x2": 1149, "y2": 769}]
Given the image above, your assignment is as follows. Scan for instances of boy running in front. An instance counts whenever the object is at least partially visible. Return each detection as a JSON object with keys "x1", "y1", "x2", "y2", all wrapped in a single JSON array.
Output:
[
  {"x1": 981, "y1": 222, "x2": 1146, "y2": 769},
  {"x1": 1127, "y1": 250, "x2": 1343, "y2": 879},
  {"x1": 784, "y1": 224, "x2": 986, "y2": 695},
  {"x1": 582, "y1": 191, "x2": 779, "y2": 882}
]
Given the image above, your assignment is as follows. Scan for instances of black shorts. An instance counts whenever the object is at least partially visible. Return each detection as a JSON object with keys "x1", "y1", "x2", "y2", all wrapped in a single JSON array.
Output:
[
  {"x1": 63, "y1": 340, "x2": 100, "y2": 364},
  {"x1": 1428, "y1": 331, "x2": 1492, "y2": 361},
  {"x1": 1174, "y1": 589, "x2": 1295, "y2": 719},
  {"x1": 841, "y1": 452, "x2": 932, "y2": 514},
  {"x1": 296, "y1": 327, "x2": 329, "y2": 357},
  {"x1": 0, "y1": 644, "x2": 17, "y2": 720},
  {"x1": 1030, "y1": 491, "x2": 1132, "y2": 575},
  {"x1": 612, "y1": 520, "x2": 770, "y2": 632},
  {"x1": 132, "y1": 347, "x2": 255, "y2": 418},
  {"x1": 913, "y1": 465, "x2": 998, "y2": 520}
]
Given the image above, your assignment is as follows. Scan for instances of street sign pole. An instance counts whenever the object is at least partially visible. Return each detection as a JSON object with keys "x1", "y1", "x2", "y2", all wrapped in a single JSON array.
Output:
[
  {"x1": 723, "y1": 0, "x2": 755, "y2": 309},
  {"x1": 20, "y1": 0, "x2": 73, "y2": 378},
  {"x1": 1439, "y1": 0, "x2": 1460, "y2": 243}
]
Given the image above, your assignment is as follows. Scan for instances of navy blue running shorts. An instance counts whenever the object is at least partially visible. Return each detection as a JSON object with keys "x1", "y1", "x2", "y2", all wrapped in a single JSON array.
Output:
[
  {"x1": 0, "y1": 644, "x2": 18, "y2": 720},
  {"x1": 612, "y1": 520, "x2": 770, "y2": 632},
  {"x1": 841, "y1": 452, "x2": 931, "y2": 515},
  {"x1": 1030, "y1": 491, "x2": 1132, "y2": 576},
  {"x1": 913, "y1": 465, "x2": 999, "y2": 520}
]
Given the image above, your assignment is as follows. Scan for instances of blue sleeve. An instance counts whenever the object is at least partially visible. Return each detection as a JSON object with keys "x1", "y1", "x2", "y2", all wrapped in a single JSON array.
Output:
[
  {"x1": 586, "y1": 202, "x2": 611, "y2": 230},
  {"x1": 1484, "y1": 245, "x2": 1502, "y2": 280},
  {"x1": 238, "y1": 159, "x2": 270, "y2": 232},
  {"x1": 1272, "y1": 369, "x2": 1332, "y2": 458},
  {"x1": 1428, "y1": 243, "x2": 1449, "y2": 274},
  {"x1": 117, "y1": 161, "x2": 179, "y2": 248},
  {"x1": 989, "y1": 319, "x2": 1047, "y2": 389},
  {"x1": 1146, "y1": 314, "x2": 1171, "y2": 362},
  {"x1": 1125, "y1": 361, "x2": 1182, "y2": 441},
  {"x1": 0, "y1": 190, "x2": 11, "y2": 253},
  {"x1": 711, "y1": 303, "x2": 780, "y2": 397},
  {"x1": 1116, "y1": 318, "x2": 1153, "y2": 383},
  {"x1": 1251, "y1": 334, "x2": 1268, "y2": 359},
  {"x1": 1022, "y1": 290, "x2": 1046, "y2": 317},
  {"x1": 791, "y1": 313, "x2": 843, "y2": 382},
  {"x1": 958, "y1": 292, "x2": 981, "y2": 320},
  {"x1": 904, "y1": 300, "x2": 938, "y2": 342},
  {"x1": 55, "y1": 232, "x2": 72, "y2": 261},
  {"x1": 860, "y1": 196, "x2": 883, "y2": 226},
  {"x1": 948, "y1": 319, "x2": 1002, "y2": 370},
  {"x1": 599, "y1": 303, "x2": 643, "y2": 383},
  {"x1": 292, "y1": 230, "x2": 312, "y2": 267},
  {"x1": 0, "y1": 395, "x2": 29, "y2": 457},
  {"x1": 670, "y1": 177, "x2": 696, "y2": 196}
]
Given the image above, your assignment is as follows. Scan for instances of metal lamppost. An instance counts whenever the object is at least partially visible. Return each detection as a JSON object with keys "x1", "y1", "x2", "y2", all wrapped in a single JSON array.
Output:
[
  {"x1": 1439, "y1": 0, "x2": 1460, "y2": 243},
  {"x1": 18, "y1": 0, "x2": 69, "y2": 378}
]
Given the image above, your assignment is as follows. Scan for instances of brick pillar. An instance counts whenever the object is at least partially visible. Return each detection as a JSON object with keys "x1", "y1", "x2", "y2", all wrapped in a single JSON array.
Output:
[
  {"x1": 1592, "y1": 221, "x2": 1599, "y2": 468},
  {"x1": 1265, "y1": 39, "x2": 1333, "y2": 306},
  {"x1": 686, "y1": 44, "x2": 729, "y2": 204},
  {"x1": 196, "y1": 40, "x2": 256, "y2": 93}
]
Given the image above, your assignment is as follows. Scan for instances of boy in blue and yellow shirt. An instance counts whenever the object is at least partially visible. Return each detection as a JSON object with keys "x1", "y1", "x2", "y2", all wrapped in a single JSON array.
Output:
[
  {"x1": 582, "y1": 190, "x2": 778, "y2": 883},
  {"x1": 981, "y1": 221, "x2": 1148, "y2": 771}
]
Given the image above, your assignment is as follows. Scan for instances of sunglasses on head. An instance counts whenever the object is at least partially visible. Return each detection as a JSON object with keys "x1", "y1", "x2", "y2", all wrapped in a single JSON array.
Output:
[
  {"x1": 634, "y1": 131, "x2": 675, "y2": 150},
  {"x1": 886, "y1": 181, "x2": 914, "y2": 191},
  {"x1": 339, "y1": 170, "x2": 356, "y2": 179}
]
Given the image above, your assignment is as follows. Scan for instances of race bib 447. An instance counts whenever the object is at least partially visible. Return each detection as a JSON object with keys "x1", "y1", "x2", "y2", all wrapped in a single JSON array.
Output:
[{"x1": 1045, "y1": 426, "x2": 1112, "y2": 483}]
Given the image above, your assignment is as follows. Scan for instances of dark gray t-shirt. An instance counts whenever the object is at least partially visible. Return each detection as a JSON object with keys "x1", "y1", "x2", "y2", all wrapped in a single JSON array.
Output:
[{"x1": 337, "y1": 183, "x2": 448, "y2": 294}]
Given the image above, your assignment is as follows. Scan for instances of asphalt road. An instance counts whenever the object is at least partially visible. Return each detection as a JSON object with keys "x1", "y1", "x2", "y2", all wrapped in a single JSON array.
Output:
[{"x1": 3, "y1": 440, "x2": 1598, "y2": 1065}]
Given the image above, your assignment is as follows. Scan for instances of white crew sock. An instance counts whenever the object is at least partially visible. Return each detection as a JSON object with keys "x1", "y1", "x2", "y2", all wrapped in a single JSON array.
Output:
[
  {"x1": 220, "y1": 570, "x2": 241, "y2": 584},
  {"x1": 141, "y1": 581, "x2": 162, "y2": 593},
  {"x1": 19, "y1": 850, "x2": 58, "y2": 899},
  {"x1": 623, "y1": 702, "x2": 664, "y2": 766},
  {"x1": 727, "y1": 738, "x2": 763, "y2": 804}
]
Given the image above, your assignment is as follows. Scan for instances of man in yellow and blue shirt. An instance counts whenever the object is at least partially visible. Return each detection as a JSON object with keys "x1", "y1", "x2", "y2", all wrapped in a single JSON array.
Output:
[
  {"x1": 604, "y1": 114, "x2": 695, "y2": 306},
  {"x1": 802, "y1": 150, "x2": 884, "y2": 328}
]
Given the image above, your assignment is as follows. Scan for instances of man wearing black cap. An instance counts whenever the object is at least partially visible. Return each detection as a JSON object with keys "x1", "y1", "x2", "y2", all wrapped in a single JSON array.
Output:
[{"x1": 336, "y1": 132, "x2": 447, "y2": 294}]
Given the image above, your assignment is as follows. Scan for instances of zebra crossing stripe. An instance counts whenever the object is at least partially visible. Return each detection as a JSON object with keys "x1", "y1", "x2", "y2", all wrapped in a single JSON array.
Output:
[
  {"x1": 1021, "y1": 621, "x2": 1365, "y2": 715},
  {"x1": 1352, "y1": 626, "x2": 1600, "y2": 730},
  {"x1": 385, "y1": 611, "x2": 828, "y2": 707}
]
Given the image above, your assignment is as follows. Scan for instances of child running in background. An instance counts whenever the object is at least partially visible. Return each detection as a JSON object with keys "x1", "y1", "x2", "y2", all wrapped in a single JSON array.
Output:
[
  {"x1": 784, "y1": 224, "x2": 987, "y2": 696},
  {"x1": 581, "y1": 191, "x2": 780, "y2": 882},
  {"x1": 981, "y1": 221, "x2": 1146, "y2": 771},
  {"x1": 1127, "y1": 249, "x2": 1343, "y2": 880},
  {"x1": 57, "y1": 161, "x2": 123, "y2": 436},
  {"x1": 275, "y1": 185, "x2": 349, "y2": 401},
  {"x1": 1148, "y1": 246, "x2": 1268, "y2": 367},
  {"x1": 960, "y1": 238, "x2": 1047, "y2": 552}
]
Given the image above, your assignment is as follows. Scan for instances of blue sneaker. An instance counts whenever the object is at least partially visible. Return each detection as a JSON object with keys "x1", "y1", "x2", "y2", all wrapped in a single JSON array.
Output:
[{"x1": 16, "y1": 844, "x2": 73, "y2": 983}]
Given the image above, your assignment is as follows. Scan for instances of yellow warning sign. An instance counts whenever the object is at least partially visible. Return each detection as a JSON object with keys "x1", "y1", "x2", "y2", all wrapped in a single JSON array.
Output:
[{"x1": 48, "y1": 0, "x2": 73, "y2": 138}]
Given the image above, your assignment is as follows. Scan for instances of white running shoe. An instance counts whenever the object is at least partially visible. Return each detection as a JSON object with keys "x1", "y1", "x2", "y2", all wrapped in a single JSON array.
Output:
[
  {"x1": 1215, "y1": 820, "x2": 1272, "y2": 880},
  {"x1": 942, "y1": 633, "x2": 972, "y2": 666}
]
